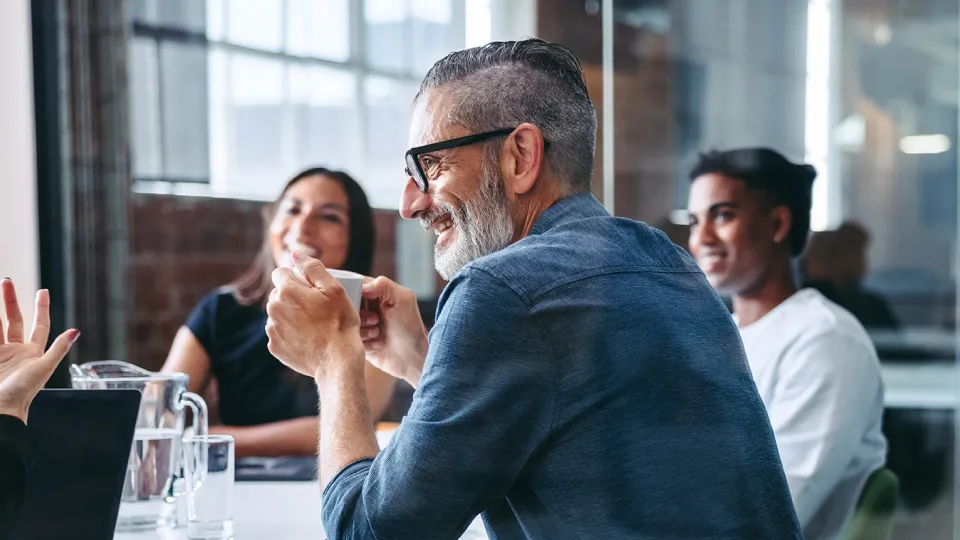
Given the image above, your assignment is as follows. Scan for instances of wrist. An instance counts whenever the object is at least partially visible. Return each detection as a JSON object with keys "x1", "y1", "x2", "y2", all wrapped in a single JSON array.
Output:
[
  {"x1": 404, "y1": 334, "x2": 428, "y2": 388},
  {"x1": 313, "y1": 350, "x2": 366, "y2": 390},
  {"x1": 315, "y1": 366, "x2": 369, "y2": 417},
  {"x1": 402, "y1": 363, "x2": 424, "y2": 389}
]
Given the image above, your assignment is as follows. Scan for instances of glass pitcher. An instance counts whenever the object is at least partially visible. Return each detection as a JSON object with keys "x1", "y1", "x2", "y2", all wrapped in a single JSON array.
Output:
[{"x1": 70, "y1": 360, "x2": 208, "y2": 532}]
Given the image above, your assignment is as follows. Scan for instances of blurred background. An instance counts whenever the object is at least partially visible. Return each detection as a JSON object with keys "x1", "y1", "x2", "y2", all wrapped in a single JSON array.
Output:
[{"x1": 1, "y1": 0, "x2": 958, "y2": 537}]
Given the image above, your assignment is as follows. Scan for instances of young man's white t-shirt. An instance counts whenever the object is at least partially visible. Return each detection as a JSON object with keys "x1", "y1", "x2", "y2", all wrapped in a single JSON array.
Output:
[{"x1": 736, "y1": 288, "x2": 887, "y2": 540}]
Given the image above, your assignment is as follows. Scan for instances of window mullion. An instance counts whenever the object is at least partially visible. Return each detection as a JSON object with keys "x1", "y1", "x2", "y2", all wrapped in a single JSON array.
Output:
[{"x1": 353, "y1": 0, "x2": 368, "y2": 179}]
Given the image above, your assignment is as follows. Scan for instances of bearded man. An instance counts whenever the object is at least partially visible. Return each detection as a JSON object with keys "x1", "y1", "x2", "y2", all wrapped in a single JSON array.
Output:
[{"x1": 263, "y1": 39, "x2": 801, "y2": 540}]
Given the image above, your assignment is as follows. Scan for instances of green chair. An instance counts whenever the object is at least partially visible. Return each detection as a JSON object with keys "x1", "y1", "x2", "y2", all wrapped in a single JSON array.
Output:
[{"x1": 839, "y1": 468, "x2": 900, "y2": 540}]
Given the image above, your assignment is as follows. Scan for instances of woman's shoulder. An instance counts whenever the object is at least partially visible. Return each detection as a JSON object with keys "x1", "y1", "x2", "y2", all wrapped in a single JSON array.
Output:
[
  {"x1": 186, "y1": 287, "x2": 268, "y2": 359},
  {"x1": 187, "y1": 288, "x2": 265, "y2": 329}
]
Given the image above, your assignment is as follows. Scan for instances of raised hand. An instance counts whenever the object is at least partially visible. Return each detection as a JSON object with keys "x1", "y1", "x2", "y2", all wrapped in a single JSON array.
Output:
[{"x1": 0, "y1": 279, "x2": 79, "y2": 423}]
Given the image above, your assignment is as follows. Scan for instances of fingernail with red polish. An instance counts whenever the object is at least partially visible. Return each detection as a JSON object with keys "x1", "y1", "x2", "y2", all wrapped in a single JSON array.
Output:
[{"x1": 68, "y1": 329, "x2": 81, "y2": 343}]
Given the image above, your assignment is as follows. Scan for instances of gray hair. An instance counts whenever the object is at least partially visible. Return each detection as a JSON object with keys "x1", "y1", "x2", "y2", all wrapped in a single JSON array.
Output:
[{"x1": 415, "y1": 39, "x2": 598, "y2": 192}]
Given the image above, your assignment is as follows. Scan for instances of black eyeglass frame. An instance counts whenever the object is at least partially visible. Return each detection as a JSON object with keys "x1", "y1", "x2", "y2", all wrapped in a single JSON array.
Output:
[{"x1": 404, "y1": 127, "x2": 518, "y2": 192}]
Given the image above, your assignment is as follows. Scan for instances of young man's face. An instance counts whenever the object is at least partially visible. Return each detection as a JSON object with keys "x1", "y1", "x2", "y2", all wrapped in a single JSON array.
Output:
[{"x1": 687, "y1": 173, "x2": 785, "y2": 297}]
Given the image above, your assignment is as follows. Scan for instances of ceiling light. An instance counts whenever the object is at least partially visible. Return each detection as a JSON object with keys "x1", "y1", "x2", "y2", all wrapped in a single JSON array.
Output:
[{"x1": 900, "y1": 134, "x2": 951, "y2": 154}]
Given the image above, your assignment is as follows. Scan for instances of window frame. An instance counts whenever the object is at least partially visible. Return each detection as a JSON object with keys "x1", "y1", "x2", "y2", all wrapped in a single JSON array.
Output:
[{"x1": 130, "y1": 0, "x2": 467, "y2": 207}]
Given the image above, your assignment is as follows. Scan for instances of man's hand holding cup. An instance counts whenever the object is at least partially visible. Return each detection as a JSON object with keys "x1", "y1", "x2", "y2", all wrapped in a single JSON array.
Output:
[{"x1": 265, "y1": 250, "x2": 365, "y2": 383}]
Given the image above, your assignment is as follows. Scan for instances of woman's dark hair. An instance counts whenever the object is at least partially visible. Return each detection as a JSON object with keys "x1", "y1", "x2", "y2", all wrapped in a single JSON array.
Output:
[
  {"x1": 689, "y1": 147, "x2": 817, "y2": 256},
  {"x1": 228, "y1": 167, "x2": 375, "y2": 306}
]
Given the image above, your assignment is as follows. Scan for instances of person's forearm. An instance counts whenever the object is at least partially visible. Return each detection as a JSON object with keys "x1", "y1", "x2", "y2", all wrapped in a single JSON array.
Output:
[
  {"x1": 364, "y1": 363, "x2": 397, "y2": 421},
  {"x1": 210, "y1": 416, "x2": 319, "y2": 458},
  {"x1": 406, "y1": 335, "x2": 429, "y2": 390},
  {"x1": 316, "y1": 360, "x2": 380, "y2": 490},
  {"x1": 396, "y1": 344, "x2": 427, "y2": 390}
]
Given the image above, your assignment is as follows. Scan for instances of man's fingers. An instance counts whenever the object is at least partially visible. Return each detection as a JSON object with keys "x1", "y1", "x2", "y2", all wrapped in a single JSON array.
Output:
[
  {"x1": 361, "y1": 276, "x2": 395, "y2": 301},
  {"x1": 364, "y1": 340, "x2": 385, "y2": 353},
  {"x1": 39, "y1": 329, "x2": 80, "y2": 375},
  {"x1": 271, "y1": 267, "x2": 299, "y2": 291},
  {"x1": 1, "y1": 279, "x2": 25, "y2": 344},
  {"x1": 291, "y1": 250, "x2": 338, "y2": 290},
  {"x1": 265, "y1": 318, "x2": 297, "y2": 372},
  {"x1": 265, "y1": 284, "x2": 306, "y2": 327},
  {"x1": 271, "y1": 266, "x2": 319, "y2": 307},
  {"x1": 361, "y1": 326, "x2": 380, "y2": 341},
  {"x1": 359, "y1": 309, "x2": 380, "y2": 327},
  {"x1": 30, "y1": 289, "x2": 52, "y2": 346},
  {"x1": 265, "y1": 288, "x2": 287, "y2": 321},
  {"x1": 265, "y1": 317, "x2": 281, "y2": 343}
]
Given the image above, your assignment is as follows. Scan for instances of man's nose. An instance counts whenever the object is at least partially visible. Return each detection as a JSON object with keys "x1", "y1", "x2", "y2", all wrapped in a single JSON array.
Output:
[{"x1": 400, "y1": 177, "x2": 431, "y2": 220}]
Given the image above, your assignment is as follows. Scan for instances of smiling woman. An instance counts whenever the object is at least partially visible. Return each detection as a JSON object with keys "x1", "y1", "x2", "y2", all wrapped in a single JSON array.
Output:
[
  {"x1": 160, "y1": 167, "x2": 396, "y2": 458},
  {"x1": 235, "y1": 167, "x2": 374, "y2": 303}
]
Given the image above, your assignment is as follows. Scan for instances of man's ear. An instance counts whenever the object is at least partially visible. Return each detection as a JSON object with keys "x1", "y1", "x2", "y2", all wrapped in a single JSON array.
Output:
[
  {"x1": 770, "y1": 206, "x2": 793, "y2": 246},
  {"x1": 502, "y1": 123, "x2": 546, "y2": 197}
]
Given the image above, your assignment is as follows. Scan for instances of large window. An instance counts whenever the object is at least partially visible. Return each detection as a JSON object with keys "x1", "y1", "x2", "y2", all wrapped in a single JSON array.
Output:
[{"x1": 130, "y1": 0, "x2": 466, "y2": 208}]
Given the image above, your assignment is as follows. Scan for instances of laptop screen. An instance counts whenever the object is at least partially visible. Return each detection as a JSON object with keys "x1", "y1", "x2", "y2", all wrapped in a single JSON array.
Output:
[{"x1": 11, "y1": 389, "x2": 141, "y2": 540}]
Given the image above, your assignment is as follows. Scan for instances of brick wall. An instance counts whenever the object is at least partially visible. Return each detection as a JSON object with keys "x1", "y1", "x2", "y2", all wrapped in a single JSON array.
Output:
[{"x1": 127, "y1": 192, "x2": 400, "y2": 372}]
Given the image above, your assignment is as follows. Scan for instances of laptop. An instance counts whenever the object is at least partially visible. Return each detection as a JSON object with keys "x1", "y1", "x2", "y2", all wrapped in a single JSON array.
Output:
[{"x1": 10, "y1": 389, "x2": 141, "y2": 540}]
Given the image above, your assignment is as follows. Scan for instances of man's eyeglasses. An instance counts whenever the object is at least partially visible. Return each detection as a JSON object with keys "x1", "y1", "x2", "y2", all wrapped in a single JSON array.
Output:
[{"x1": 404, "y1": 127, "x2": 517, "y2": 193}]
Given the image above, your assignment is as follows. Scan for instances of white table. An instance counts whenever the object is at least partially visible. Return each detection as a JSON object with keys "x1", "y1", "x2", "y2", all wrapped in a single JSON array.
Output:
[
  {"x1": 116, "y1": 429, "x2": 489, "y2": 540},
  {"x1": 114, "y1": 482, "x2": 488, "y2": 540},
  {"x1": 870, "y1": 328, "x2": 956, "y2": 354},
  {"x1": 882, "y1": 361, "x2": 957, "y2": 409}
]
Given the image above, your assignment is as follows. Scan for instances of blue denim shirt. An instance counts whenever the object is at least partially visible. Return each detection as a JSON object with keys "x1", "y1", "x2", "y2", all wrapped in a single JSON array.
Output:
[{"x1": 322, "y1": 193, "x2": 801, "y2": 539}]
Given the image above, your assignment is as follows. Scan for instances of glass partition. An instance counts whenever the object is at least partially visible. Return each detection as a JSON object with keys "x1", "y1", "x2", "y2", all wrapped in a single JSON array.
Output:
[{"x1": 605, "y1": 1, "x2": 958, "y2": 536}]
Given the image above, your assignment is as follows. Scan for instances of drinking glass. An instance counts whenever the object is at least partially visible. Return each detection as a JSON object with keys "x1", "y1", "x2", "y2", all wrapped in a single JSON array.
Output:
[{"x1": 183, "y1": 435, "x2": 235, "y2": 539}]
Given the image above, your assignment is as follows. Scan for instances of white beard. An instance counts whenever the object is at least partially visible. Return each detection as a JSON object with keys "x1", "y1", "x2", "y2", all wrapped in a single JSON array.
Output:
[{"x1": 426, "y1": 160, "x2": 514, "y2": 280}]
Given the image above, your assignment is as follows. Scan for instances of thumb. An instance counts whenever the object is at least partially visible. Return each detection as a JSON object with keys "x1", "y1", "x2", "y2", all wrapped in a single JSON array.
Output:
[
  {"x1": 39, "y1": 329, "x2": 79, "y2": 374},
  {"x1": 291, "y1": 250, "x2": 335, "y2": 290}
]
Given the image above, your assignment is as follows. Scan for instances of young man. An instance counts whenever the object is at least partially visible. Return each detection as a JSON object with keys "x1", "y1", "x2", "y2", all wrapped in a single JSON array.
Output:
[{"x1": 687, "y1": 147, "x2": 887, "y2": 540}]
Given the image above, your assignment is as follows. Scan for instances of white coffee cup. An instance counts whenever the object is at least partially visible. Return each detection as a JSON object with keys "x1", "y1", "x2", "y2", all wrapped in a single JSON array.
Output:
[{"x1": 327, "y1": 269, "x2": 363, "y2": 310}]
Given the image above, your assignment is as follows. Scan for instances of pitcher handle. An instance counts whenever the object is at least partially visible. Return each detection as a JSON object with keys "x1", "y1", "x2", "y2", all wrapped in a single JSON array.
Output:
[
  {"x1": 181, "y1": 391, "x2": 208, "y2": 436},
  {"x1": 174, "y1": 392, "x2": 209, "y2": 497}
]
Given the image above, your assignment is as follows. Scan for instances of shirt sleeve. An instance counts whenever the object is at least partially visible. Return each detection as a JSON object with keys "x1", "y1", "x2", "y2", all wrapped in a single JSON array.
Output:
[
  {"x1": 0, "y1": 415, "x2": 33, "y2": 540},
  {"x1": 321, "y1": 267, "x2": 554, "y2": 540},
  {"x1": 768, "y1": 330, "x2": 882, "y2": 526},
  {"x1": 184, "y1": 291, "x2": 221, "y2": 355}
]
